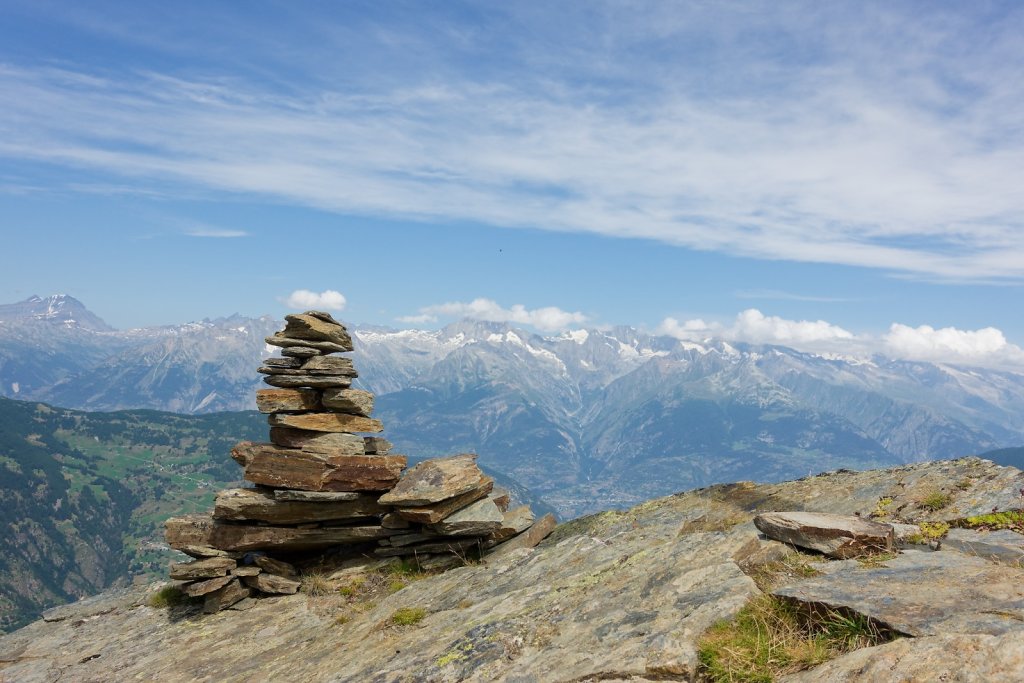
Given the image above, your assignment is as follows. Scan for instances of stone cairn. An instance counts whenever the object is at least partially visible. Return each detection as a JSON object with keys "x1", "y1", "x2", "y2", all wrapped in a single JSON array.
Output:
[{"x1": 164, "y1": 311, "x2": 555, "y2": 613}]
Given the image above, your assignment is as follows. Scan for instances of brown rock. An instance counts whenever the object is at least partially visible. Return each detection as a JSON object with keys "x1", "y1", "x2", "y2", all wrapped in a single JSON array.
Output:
[
  {"x1": 268, "y1": 412, "x2": 383, "y2": 434},
  {"x1": 363, "y1": 437, "x2": 392, "y2": 455},
  {"x1": 202, "y1": 579, "x2": 251, "y2": 614},
  {"x1": 165, "y1": 515, "x2": 399, "y2": 552},
  {"x1": 241, "y1": 446, "x2": 405, "y2": 491},
  {"x1": 374, "y1": 538, "x2": 484, "y2": 557},
  {"x1": 253, "y1": 555, "x2": 298, "y2": 579},
  {"x1": 263, "y1": 357, "x2": 302, "y2": 369},
  {"x1": 269, "y1": 428, "x2": 366, "y2": 455},
  {"x1": 301, "y1": 355, "x2": 357, "y2": 376},
  {"x1": 265, "y1": 335, "x2": 351, "y2": 353},
  {"x1": 175, "y1": 545, "x2": 242, "y2": 560},
  {"x1": 213, "y1": 488, "x2": 388, "y2": 524},
  {"x1": 320, "y1": 388, "x2": 374, "y2": 416},
  {"x1": 263, "y1": 375, "x2": 353, "y2": 389},
  {"x1": 256, "y1": 388, "x2": 321, "y2": 413},
  {"x1": 486, "y1": 513, "x2": 557, "y2": 559},
  {"x1": 230, "y1": 566, "x2": 261, "y2": 577},
  {"x1": 381, "y1": 512, "x2": 411, "y2": 529},
  {"x1": 281, "y1": 312, "x2": 353, "y2": 349},
  {"x1": 483, "y1": 505, "x2": 535, "y2": 548},
  {"x1": 230, "y1": 441, "x2": 260, "y2": 466},
  {"x1": 169, "y1": 557, "x2": 236, "y2": 580},
  {"x1": 427, "y1": 497, "x2": 504, "y2": 537},
  {"x1": 378, "y1": 454, "x2": 485, "y2": 506},
  {"x1": 492, "y1": 488, "x2": 511, "y2": 513},
  {"x1": 281, "y1": 346, "x2": 321, "y2": 357},
  {"x1": 753, "y1": 511, "x2": 894, "y2": 559},
  {"x1": 273, "y1": 490, "x2": 362, "y2": 502},
  {"x1": 396, "y1": 478, "x2": 494, "y2": 524},
  {"x1": 242, "y1": 573, "x2": 301, "y2": 595},
  {"x1": 182, "y1": 575, "x2": 233, "y2": 598}
]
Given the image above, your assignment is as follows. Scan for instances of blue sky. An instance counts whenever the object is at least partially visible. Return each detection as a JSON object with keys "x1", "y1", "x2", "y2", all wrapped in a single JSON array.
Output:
[{"x1": 2, "y1": 1, "x2": 1023, "y2": 366}]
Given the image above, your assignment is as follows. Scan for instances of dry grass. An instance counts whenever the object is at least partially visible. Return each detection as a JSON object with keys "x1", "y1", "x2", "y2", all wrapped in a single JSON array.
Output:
[
  {"x1": 300, "y1": 572, "x2": 334, "y2": 597},
  {"x1": 919, "y1": 490, "x2": 953, "y2": 512}
]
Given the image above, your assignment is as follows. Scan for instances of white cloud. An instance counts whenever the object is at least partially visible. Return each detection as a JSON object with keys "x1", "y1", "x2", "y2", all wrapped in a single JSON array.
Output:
[
  {"x1": 2, "y1": 4, "x2": 1024, "y2": 281},
  {"x1": 404, "y1": 298, "x2": 587, "y2": 332},
  {"x1": 659, "y1": 309, "x2": 1024, "y2": 368},
  {"x1": 184, "y1": 228, "x2": 248, "y2": 238},
  {"x1": 395, "y1": 313, "x2": 437, "y2": 325},
  {"x1": 884, "y1": 323, "x2": 1024, "y2": 364},
  {"x1": 283, "y1": 289, "x2": 347, "y2": 311}
]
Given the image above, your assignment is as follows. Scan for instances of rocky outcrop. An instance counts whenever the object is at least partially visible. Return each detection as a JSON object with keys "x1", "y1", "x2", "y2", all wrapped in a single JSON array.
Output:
[
  {"x1": 752, "y1": 511, "x2": 894, "y2": 558},
  {"x1": 162, "y1": 312, "x2": 553, "y2": 610}
]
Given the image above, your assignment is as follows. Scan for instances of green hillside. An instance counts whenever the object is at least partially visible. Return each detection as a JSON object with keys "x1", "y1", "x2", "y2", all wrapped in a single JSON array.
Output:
[{"x1": 0, "y1": 397, "x2": 264, "y2": 632}]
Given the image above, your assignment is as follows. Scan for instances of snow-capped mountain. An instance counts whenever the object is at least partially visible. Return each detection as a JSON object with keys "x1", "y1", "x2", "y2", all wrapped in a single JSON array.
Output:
[{"x1": 3, "y1": 295, "x2": 1023, "y2": 517}]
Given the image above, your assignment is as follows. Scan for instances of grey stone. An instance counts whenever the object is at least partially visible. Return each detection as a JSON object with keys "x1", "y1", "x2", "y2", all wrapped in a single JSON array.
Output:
[
  {"x1": 202, "y1": 579, "x2": 251, "y2": 613},
  {"x1": 214, "y1": 488, "x2": 387, "y2": 524},
  {"x1": 320, "y1": 388, "x2": 374, "y2": 416},
  {"x1": 168, "y1": 557, "x2": 236, "y2": 580},
  {"x1": 182, "y1": 575, "x2": 234, "y2": 598},
  {"x1": 264, "y1": 336, "x2": 351, "y2": 353},
  {"x1": 943, "y1": 528, "x2": 1024, "y2": 566},
  {"x1": 427, "y1": 497, "x2": 504, "y2": 537},
  {"x1": 378, "y1": 453, "x2": 485, "y2": 506},
  {"x1": 273, "y1": 490, "x2": 362, "y2": 502},
  {"x1": 753, "y1": 511, "x2": 894, "y2": 558},
  {"x1": 363, "y1": 437, "x2": 392, "y2": 455},
  {"x1": 280, "y1": 346, "x2": 321, "y2": 357},
  {"x1": 263, "y1": 374, "x2": 353, "y2": 389},
  {"x1": 772, "y1": 549, "x2": 1024, "y2": 636},
  {"x1": 486, "y1": 513, "x2": 557, "y2": 559},
  {"x1": 268, "y1": 427, "x2": 366, "y2": 455},
  {"x1": 242, "y1": 573, "x2": 301, "y2": 595}
]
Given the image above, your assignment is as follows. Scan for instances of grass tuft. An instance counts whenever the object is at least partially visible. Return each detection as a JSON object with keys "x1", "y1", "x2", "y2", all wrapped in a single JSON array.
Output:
[
  {"x1": 919, "y1": 491, "x2": 953, "y2": 511},
  {"x1": 147, "y1": 585, "x2": 190, "y2": 609},
  {"x1": 391, "y1": 607, "x2": 427, "y2": 626},
  {"x1": 301, "y1": 572, "x2": 334, "y2": 597}
]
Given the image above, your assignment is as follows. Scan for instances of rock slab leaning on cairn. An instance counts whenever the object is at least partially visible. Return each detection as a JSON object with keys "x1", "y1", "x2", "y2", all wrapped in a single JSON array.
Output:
[{"x1": 164, "y1": 310, "x2": 555, "y2": 611}]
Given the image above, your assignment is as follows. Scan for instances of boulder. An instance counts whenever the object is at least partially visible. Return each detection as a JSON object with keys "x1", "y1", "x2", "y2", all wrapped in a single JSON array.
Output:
[
  {"x1": 241, "y1": 447, "x2": 405, "y2": 492},
  {"x1": 427, "y1": 497, "x2": 504, "y2": 537},
  {"x1": 753, "y1": 511, "x2": 894, "y2": 558},
  {"x1": 486, "y1": 513, "x2": 557, "y2": 559},
  {"x1": 267, "y1": 412, "x2": 383, "y2": 434},
  {"x1": 169, "y1": 557, "x2": 236, "y2": 580},
  {"x1": 213, "y1": 488, "x2": 387, "y2": 524},
  {"x1": 773, "y1": 549, "x2": 1024, "y2": 636},
  {"x1": 255, "y1": 388, "x2": 321, "y2": 413},
  {"x1": 242, "y1": 573, "x2": 300, "y2": 595},
  {"x1": 202, "y1": 579, "x2": 251, "y2": 614},
  {"x1": 378, "y1": 454, "x2": 485, "y2": 506},
  {"x1": 396, "y1": 478, "x2": 494, "y2": 524},
  {"x1": 320, "y1": 388, "x2": 374, "y2": 416},
  {"x1": 268, "y1": 428, "x2": 366, "y2": 455}
]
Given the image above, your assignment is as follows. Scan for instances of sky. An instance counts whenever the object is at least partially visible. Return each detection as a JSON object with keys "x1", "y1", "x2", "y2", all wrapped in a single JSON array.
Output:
[{"x1": 2, "y1": 1, "x2": 1023, "y2": 367}]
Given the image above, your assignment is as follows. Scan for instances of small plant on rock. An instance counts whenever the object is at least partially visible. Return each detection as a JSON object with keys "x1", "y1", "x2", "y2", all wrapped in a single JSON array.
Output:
[
  {"x1": 391, "y1": 607, "x2": 427, "y2": 626},
  {"x1": 919, "y1": 491, "x2": 953, "y2": 511}
]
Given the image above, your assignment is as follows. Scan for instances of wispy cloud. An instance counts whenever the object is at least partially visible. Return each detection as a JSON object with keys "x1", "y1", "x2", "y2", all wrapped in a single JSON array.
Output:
[
  {"x1": 184, "y1": 228, "x2": 248, "y2": 238},
  {"x1": 401, "y1": 298, "x2": 587, "y2": 332},
  {"x1": 735, "y1": 289, "x2": 861, "y2": 303},
  {"x1": 2, "y1": 5, "x2": 1023, "y2": 280}
]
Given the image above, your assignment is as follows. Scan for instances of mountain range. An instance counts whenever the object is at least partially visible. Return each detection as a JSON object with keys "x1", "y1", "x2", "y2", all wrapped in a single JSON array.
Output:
[{"x1": 3, "y1": 295, "x2": 1024, "y2": 518}]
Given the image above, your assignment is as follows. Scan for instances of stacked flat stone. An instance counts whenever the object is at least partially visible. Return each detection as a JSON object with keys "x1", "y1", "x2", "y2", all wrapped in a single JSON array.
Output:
[{"x1": 164, "y1": 311, "x2": 554, "y2": 613}]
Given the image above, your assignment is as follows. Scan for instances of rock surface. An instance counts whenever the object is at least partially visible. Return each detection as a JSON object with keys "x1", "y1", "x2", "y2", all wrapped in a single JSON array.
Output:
[
  {"x1": 267, "y1": 412, "x2": 383, "y2": 433},
  {"x1": 753, "y1": 511, "x2": 894, "y2": 558},
  {"x1": 213, "y1": 488, "x2": 387, "y2": 524},
  {"x1": 942, "y1": 528, "x2": 1024, "y2": 566},
  {"x1": 255, "y1": 388, "x2": 321, "y2": 413},
  {"x1": 378, "y1": 453, "x2": 485, "y2": 506},
  {"x1": 239, "y1": 446, "x2": 406, "y2": 491}
]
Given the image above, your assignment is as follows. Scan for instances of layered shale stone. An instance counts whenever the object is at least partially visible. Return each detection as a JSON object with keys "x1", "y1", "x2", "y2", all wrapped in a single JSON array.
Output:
[
  {"x1": 378, "y1": 453, "x2": 485, "y2": 506},
  {"x1": 321, "y1": 388, "x2": 374, "y2": 416},
  {"x1": 397, "y1": 478, "x2": 494, "y2": 524},
  {"x1": 182, "y1": 575, "x2": 233, "y2": 598},
  {"x1": 374, "y1": 537, "x2": 484, "y2": 558},
  {"x1": 753, "y1": 511, "x2": 894, "y2": 558},
  {"x1": 256, "y1": 388, "x2": 321, "y2": 413},
  {"x1": 264, "y1": 336, "x2": 351, "y2": 353},
  {"x1": 363, "y1": 437, "x2": 392, "y2": 455},
  {"x1": 269, "y1": 427, "x2": 366, "y2": 455},
  {"x1": 486, "y1": 513, "x2": 557, "y2": 559},
  {"x1": 300, "y1": 355, "x2": 357, "y2": 376},
  {"x1": 483, "y1": 505, "x2": 535, "y2": 548},
  {"x1": 230, "y1": 566, "x2": 261, "y2": 577},
  {"x1": 202, "y1": 579, "x2": 250, "y2": 614},
  {"x1": 381, "y1": 512, "x2": 411, "y2": 529},
  {"x1": 773, "y1": 549, "x2": 1024, "y2": 636},
  {"x1": 281, "y1": 311, "x2": 353, "y2": 349},
  {"x1": 263, "y1": 357, "x2": 302, "y2": 369},
  {"x1": 492, "y1": 488, "x2": 511, "y2": 513},
  {"x1": 253, "y1": 555, "x2": 298, "y2": 579},
  {"x1": 214, "y1": 488, "x2": 388, "y2": 524},
  {"x1": 169, "y1": 557, "x2": 236, "y2": 581},
  {"x1": 242, "y1": 573, "x2": 300, "y2": 595},
  {"x1": 263, "y1": 375, "x2": 352, "y2": 389},
  {"x1": 165, "y1": 515, "x2": 398, "y2": 552},
  {"x1": 273, "y1": 490, "x2": 362, "y2": 502},
  {"x1": 941, "y1": 528, "x2": 1024, "y2": 566},
  {"x1": 281, "y1": 345, "x2": 321, "y2": 358},
  {"x1": 428, "y1": 497, "x2": 504, "y2": 537},
  {"x1": 241, "y1": 446, "x2": 405, "y2": 491},
  {"x1": 268, "y1": 412, "x2": 383, "y2": 434}
]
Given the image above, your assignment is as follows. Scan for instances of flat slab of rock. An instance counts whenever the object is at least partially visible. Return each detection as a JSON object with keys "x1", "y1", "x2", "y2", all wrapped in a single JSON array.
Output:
[
  {"x1": 397, "y1": 478, "x2": 494, "y2": 524},
  {"x1": 773, "y1": 549, "x2": 1024, "y2": 636},
  {"x1": 281, "y1": 345, "x2": 321, "y2": 357},
  {"x1": 242, "y1": 573, "x2": 300, "y2": 595},
  {"x1": 754, "y1": 511, "x2": 894, "y2": 558},
  {"x1": 166, "y1": 515, "x2": 399, "y2": 552},
  {"x1": 239, "y1": 444, "x2": 405, "y2": 491},
  {"x1": 486, "y1": 513, "x2": 557, "y2": 559},
  {"x1": 782, "y1": 632, "x2": 1024, "y2": 682},
  {"x1": 214, "y1": 488, "x2": 387, "y2": 524},
  {"x1": 268, "y1": 428, "x2": 366, "y2": 455},
  {"x1": 483, "y1": 505, "x2": 535, "y2": 548},
  {"x1": 363, "y1": 437, "x2": 392, "y2": 455},
  {"x1": 301, "y1": 355, "x2": 357, "y2": 375},
  {"x1": 202, "y1": 579, "x2": 251, "y2": 614},
  {"x1": 256, "y1": 388, "x2": 321, "y2": 413},
  {"x1": 265, "y1": 336, "x2": 351, "y2": 353},
  {"x1": 169, "y1": 557, "x2": 236, "y2": 580},
  {"x1": 427, "y1": 497, "x2": 504, "y2": 537},
  {"x1": 263, "y1": 374, "x2": 353, "y2": 389},
  {"x1": 321, "y1": 388, "x2": 374, "y2": 416},
  {"x1": 942, "y1": 528, "x2": 1024, "y2": 566},
  {"x1": 253, "y1": 555, "x2": 298, "y2": 579},
  {"x1": 281, "y1": 311, "x2": 353, "y2": 349},
  {"x1": 273, "y1": 490, "x2": 362, "y2": 502},
  {"x1": 378, "y1": 454, "x2": 485, "y2": 506},
  {"x1": 182, "y1": 575, "x2": 233, "y2": 598},
  {"x1": 268, "y1": 412, "x2": 383, "y2": 434},
  {"x1": 374, "y1": 538, "x2": 484, "y2": 557}
]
